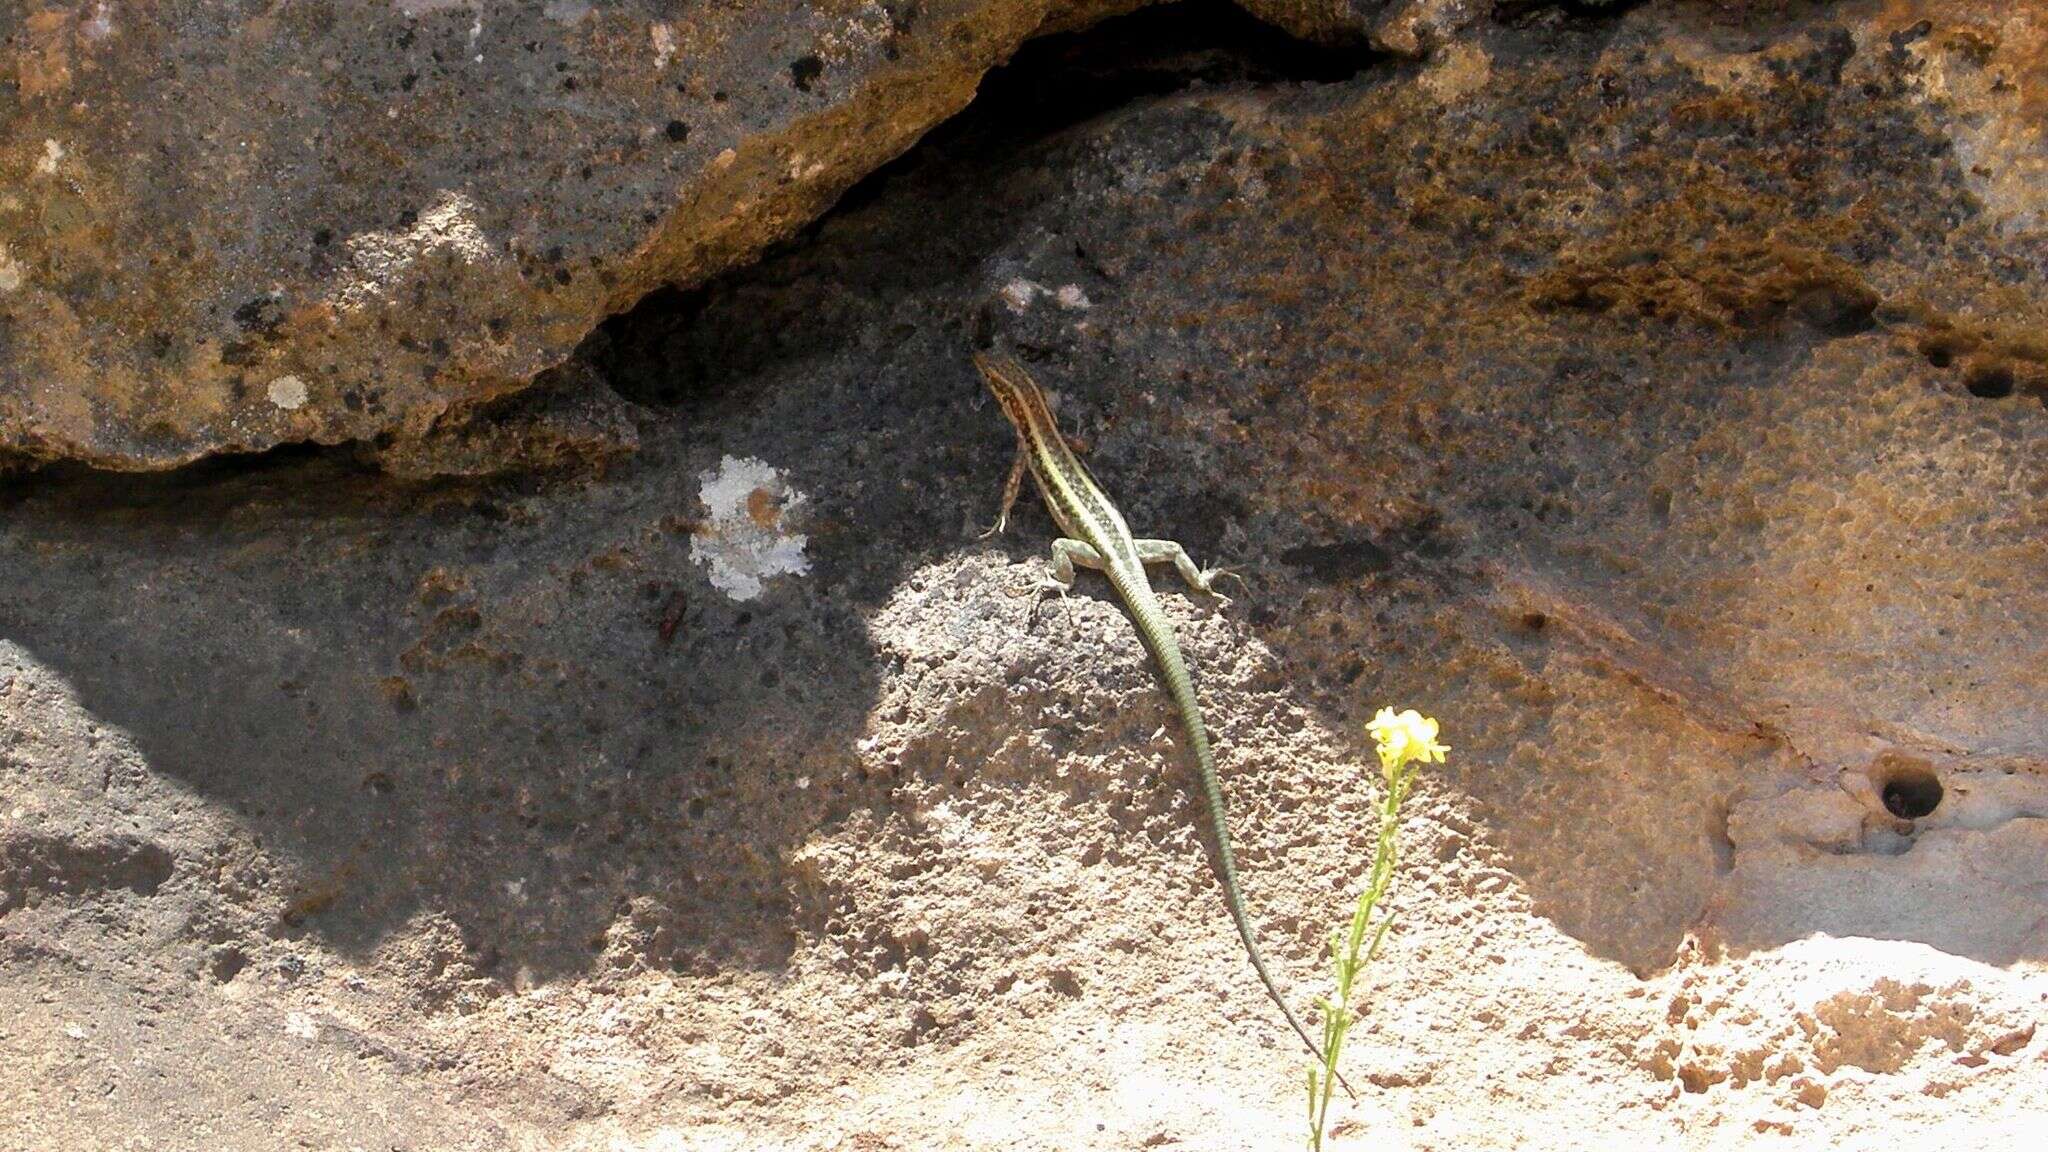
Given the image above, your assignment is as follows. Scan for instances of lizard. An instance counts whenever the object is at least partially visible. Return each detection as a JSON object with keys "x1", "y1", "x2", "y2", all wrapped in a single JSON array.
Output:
[{"x1": 973, "y1": 350, "x2": 1352, "y2": 1096}]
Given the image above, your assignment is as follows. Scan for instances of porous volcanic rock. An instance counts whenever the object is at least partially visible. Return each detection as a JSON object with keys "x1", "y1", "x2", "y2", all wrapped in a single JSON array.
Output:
[
  {"x1": 0, "y1": 0, "x2": 1159, "y2": 472},
  {"x1": 2, "y1": 1, "x2": 2043, "y2": 1148}
]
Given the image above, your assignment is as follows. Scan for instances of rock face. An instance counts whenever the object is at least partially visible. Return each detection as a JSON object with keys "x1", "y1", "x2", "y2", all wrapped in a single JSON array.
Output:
[
  {"x1": 3, "y1": 1, "x2": 2045, "y2": 1149},
  {"x1": 0, "y1": 0, "x2": 1146, "y2": 471}
]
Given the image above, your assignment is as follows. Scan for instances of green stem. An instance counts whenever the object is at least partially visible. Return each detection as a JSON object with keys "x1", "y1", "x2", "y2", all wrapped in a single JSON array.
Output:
[{"x1": 1306, "y1": 762, "x2": 1417, "y2": 1150}]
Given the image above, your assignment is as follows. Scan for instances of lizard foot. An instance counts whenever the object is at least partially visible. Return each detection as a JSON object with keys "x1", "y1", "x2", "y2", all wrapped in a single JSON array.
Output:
[{"x1": 1198, "y1": 566, "x2": 1246, "y2": 605}]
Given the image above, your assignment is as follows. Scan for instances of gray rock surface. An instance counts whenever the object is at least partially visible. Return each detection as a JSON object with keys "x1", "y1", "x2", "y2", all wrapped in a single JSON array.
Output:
[{"x1": 3, "y1": 2, "x2": 2044, "y2": 1148}]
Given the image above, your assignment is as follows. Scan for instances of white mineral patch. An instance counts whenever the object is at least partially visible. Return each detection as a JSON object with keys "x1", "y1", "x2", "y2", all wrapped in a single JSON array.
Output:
[
  {"x1": 393, "y1": 0, "x2": 472, "y2": 16},
  {"x1": 651, "y1": 23, "x2": 676, "y2": 71},
  {"x1": 35, "y1": 139, "x2": 64, "y2": 176},
  {"x1": 999, "y1": 279, "x2": 1042, "y2": 313},
  {"x1": 690, "y1": 455, "x2": 810, "y2": 601},
  {"x1": 330, "y1": 191, "x2": 492, "y2": 313},
  {"x1": 544, "y1": 0, "x2": 593, "y2": 24},
  {"x1": 0, "y1": 245, "x2": 22, "y2": 293},
  {"x1": 267, "y1": 375, "x2": 309, "y2": 411},
  {"x1": 1054, "y1": 284, "x2": 1092, "y2": 310}
]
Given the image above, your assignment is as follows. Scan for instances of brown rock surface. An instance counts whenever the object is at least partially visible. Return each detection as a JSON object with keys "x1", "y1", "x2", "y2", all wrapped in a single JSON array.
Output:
[
  {"x1": 0, "y1": 0, "x2": 1148, "y2": 471},
  {"x1": 3, "y1": 2, "x2": 2044, "y2": 1148}
]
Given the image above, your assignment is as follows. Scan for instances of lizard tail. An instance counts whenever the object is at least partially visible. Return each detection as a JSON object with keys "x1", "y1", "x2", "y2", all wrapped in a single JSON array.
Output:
[
  {"x1": 1117, "y1": 574, "x2": 1358, "y2": 1101},
  {"x1": 1203, "y1": 739, "x2": 1360, "y2": 1102}
]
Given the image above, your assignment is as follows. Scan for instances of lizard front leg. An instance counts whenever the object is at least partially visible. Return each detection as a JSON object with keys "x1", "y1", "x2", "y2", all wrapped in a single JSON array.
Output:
[{"x1": 1132, "y1": 539, "x2": 1242, "y2": 601}]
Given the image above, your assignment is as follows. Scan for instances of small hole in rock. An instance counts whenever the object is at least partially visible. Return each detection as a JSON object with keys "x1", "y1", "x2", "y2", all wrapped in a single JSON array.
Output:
[
  {"x1": 209, "y1": 947, "x2": 250, "y2": 983},
  {"x1": 1878, "y1": 762, "x2": 1943, "y2": 819},
  {"x1": 1964, "y1": 364, "x2": 2015, "y2": 399},
  {"x1": 1793, "y1": 283, "x2": 1878, "y2": 336}
]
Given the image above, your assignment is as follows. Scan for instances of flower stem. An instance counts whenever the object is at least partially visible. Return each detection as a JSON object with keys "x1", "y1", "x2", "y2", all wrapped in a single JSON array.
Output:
[{"x1": 1306, "y1": 725, "x2": 1430, "y2": 1151}]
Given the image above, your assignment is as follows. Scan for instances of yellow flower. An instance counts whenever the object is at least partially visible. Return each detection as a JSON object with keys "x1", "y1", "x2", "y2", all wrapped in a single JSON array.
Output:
[{"x1": 1367, "y1": 707, "x2": 1447, "y2": 773}]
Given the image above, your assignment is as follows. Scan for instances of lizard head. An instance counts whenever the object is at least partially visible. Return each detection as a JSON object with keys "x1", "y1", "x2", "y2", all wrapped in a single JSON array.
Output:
[{"x1": 972, "y1": 351, "x2": 1049, "y2": 434}]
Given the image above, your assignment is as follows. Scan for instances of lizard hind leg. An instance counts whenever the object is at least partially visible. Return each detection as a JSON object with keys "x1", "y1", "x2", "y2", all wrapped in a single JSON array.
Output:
[
  {"x1": 1046, "y1": 537, "x2": 1105, "y2": 585},
  {"x1": 1022, "y1": 538, "x2": 1101, "y2": 626},
  {"x1": 1132, "y1": 539, "x2": 1244, "y2": 603}
]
